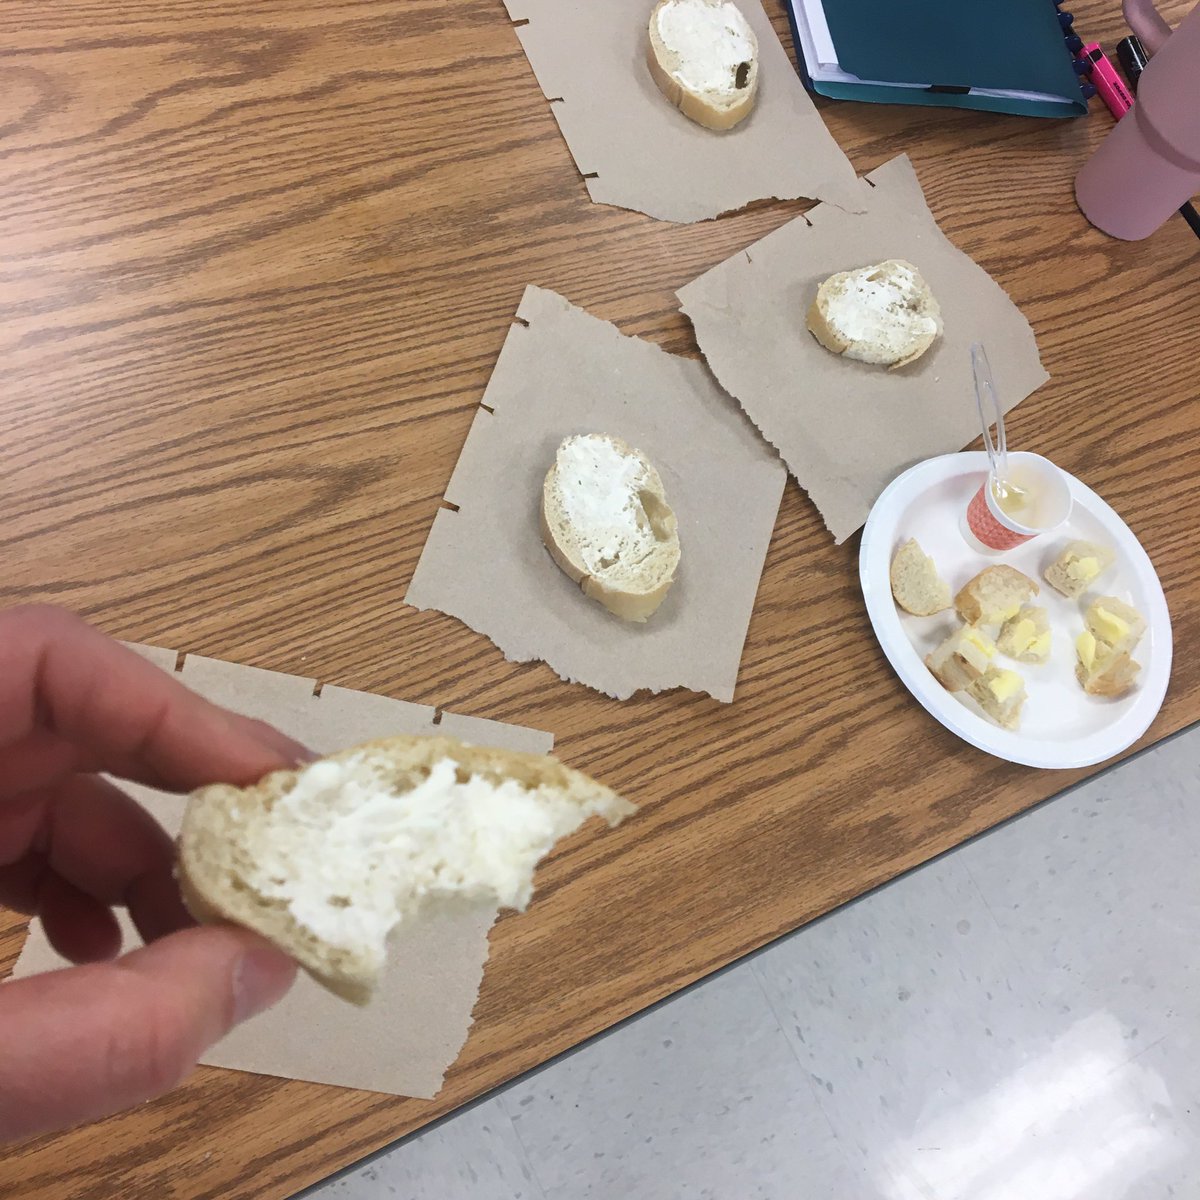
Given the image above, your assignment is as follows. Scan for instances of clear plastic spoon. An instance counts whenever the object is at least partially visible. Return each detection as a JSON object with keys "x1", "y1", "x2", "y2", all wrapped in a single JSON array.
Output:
[{"x1": 971, "y1": 342, "x2": 1028, "y2": 511}]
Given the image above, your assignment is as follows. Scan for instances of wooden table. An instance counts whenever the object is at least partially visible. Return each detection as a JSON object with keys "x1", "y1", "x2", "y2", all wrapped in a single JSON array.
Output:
[{"x1": 2, "y1": 2, "x2": 1197, "y2": 1195}]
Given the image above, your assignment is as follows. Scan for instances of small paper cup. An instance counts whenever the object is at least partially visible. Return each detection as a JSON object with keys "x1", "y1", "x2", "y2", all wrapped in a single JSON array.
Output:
[{"x1": 963, "y1": 452, "x2": 1072, "y2": 553}]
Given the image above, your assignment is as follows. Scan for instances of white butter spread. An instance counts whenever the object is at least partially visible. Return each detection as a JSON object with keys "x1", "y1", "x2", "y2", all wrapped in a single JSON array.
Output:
[
  {"x1": 823, "y1": 262, "x2": 940, "y2": 366},
  {"x1": 249, "y1": 756, "x2": 586, "y2": 959},
  {"x1": 656, "y1": 0, "x2": 754, "y2": 94},
  {"x1": 555, "y1": 435, "x2": 651, "y2": 575}
]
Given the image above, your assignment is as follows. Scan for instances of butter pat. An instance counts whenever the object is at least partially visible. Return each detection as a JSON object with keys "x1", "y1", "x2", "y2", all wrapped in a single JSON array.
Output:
[
  {"x1": 1092, "y1": 606, "x2": 1130, "y2": 645},
  {"x1": 987, "y1": 669, "x2": 1023, "y2": 702},
  {"x1": 1067, "y1": 556, "x2": 1101, "y2": 583},
  {"x1": 1077, "y1": 631, "x2": 1097, "y2": 671}
]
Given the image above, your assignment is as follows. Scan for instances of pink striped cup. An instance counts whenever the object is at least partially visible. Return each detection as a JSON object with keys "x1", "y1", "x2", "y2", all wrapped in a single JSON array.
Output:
[{"x1": 964, "y1": 452, "x2": 1072, "y2": 553}]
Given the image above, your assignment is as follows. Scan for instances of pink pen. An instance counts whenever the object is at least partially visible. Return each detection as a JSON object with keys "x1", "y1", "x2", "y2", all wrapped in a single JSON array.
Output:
[{"x1": 1082, "y1": 43, "x2": 1136, "y2": 119}]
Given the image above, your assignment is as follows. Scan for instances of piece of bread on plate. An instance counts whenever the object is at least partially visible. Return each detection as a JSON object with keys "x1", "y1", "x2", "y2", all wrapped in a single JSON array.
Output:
[
  {"x1": 806, "y1": 260, "x2": 942, "y2": 369},
  {"x1": 926, "y1": 624, "x2": 996, "y2": 692},
  {"x1": 890, "y1": 538, "x2": 951, "y2": 616},
  {"x1": 1044, "y1": 540, "x2": 1115, "y2": 598},
  {"x1": 967, "y1": 666, "x2": 1027, "y2": 730},
  {"x1": 647, "y1": 0, "x2": 759, "y2": 132},
  {"x1": 997, "y1": 605, "x2": 1052, "y2": 664},
  {"x1": 541, "y1": 433, "x2": 681, "y2": 623},
  {"x1": 178, "y1": 735, "x2": 635, "y2": 1005},
  {"x1": 1083, "y1": 595, "x2": 1146, "y2": 655},
  {"x1": 955, "y1": 565, "x2": 1040, "y2": 627},
  {"x1": 1075, "y1": 595, "x2": 1147, "y2": 698},
  {"x1": 1076, "y1": 646, "x2": 1141, "y2": 698}
]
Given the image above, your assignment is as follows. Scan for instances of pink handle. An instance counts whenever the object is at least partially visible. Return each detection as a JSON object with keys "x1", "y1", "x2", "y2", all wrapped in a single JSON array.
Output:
[{"x1": 1124, "y1": 0, "x2": 1174, "y2": 52}]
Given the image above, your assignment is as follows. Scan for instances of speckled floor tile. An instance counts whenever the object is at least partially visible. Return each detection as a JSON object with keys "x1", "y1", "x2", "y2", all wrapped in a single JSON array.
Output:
[
  {"x1": 500, "y1": 965, "x2": 872, "y2": 1200},
  {"x1": 752, "y1": 854, "x2": 1063, "y2": 1197},
  {"x1": 308, "y1": 1092, "x2": 545, "y2": 1200},
  {"x1": 958, "y1": 732, "x2": 1200, "y2": 1051}
]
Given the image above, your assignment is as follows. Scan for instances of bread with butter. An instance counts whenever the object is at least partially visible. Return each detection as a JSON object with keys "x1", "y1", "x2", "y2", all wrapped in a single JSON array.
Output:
[
  {"x1": 968, "y1": 665, "x2": 1027, "y2": 730},
  {"x1": 997, "y1": 605, "x2": 1051, "y2": 664},
  {"x1": 1075, "y1": 595, "x2": 1146, "y2": 698},
  {"x1": 1044, "y1": 540, "x2": 1115, "y2": 599},
  {"x1": 541, "y1": 433, "x2": 681, "y2": 623},
  {"x1": 647, "y1": 0, "x2": 759, "y2": 132},
  {"x1": 955, "y1": 565, "x2": 1039, "y2": 628},
  {"x1": 806, "y1": 260, "x2": 942, "y2": 370},
  {"x1": 926, "y1": 624, "x2": 996, "y2": 692},
  {"x1": 179, "y1": 736, "x2": 635, "y2": 1005}
]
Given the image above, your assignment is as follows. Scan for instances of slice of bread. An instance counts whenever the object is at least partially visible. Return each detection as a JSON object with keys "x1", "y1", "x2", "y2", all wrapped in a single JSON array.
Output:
[
  {"x1": 541, "y1": 434, "x2": 681, "y2": 623},
  {"x1": 178, "y1": 736, "x2": 635, "y2": 1006},
  {"x1": 806, "y1": 260, "x2": 943, "y2": 369},
  {"x1": 926, "y1": 624, "x2": 996, "y2": 692},
  {"x1": 997, "y1": 605, "x2": 1051, "y2": 664},
  {"x1": 955, "y1": 565, "x2": 1040, "y2": 628},
  {"x1": 967, "y1": 666, "x2": 1027, "y2": 730},
  {"x1": 1044, "y1": 540, "x2": 1115, "y2": 599},
  {"x1": 1076, "y1": 647, "x2": 1141, "y2": 698},
  {"x1": 890, "y1": 538, "x2": 951, "y2": 616},
  {"x1": 1083, "y1": 596, "x2": 1146, "y2": 657},
  {"x1": 1074, "y1": 595, "x2": 1146, "y2": 699},
  {"x1": 647, "y1": 0, "x2": 759, "y2": 132}
]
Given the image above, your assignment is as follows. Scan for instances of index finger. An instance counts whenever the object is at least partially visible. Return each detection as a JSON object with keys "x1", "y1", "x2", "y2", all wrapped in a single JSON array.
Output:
[{"x1": 0, "y1": 606, "x2": 308, "y2": 794}]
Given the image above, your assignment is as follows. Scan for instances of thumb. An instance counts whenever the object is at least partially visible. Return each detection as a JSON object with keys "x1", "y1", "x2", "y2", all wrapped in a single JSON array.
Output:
[{"x1": 0, "y1": 925, "x2": 295, "y2": 1142}]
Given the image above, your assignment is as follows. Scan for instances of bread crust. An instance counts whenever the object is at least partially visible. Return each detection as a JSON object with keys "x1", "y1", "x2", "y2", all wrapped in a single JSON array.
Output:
[{"x1": 646, "y1": 0, "x2": 759, "y2": 132}]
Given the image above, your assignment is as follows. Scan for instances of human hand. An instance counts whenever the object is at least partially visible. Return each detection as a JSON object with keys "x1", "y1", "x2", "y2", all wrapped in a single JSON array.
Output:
[{"x1": 0, "y1": 606, "x2": 304, "y2": 1142}]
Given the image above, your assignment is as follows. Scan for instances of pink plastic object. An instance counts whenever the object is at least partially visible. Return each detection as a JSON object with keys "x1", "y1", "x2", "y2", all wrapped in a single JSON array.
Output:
[{"x1": 1075, "y1": 0, "x2": 1200, "y2": 240}]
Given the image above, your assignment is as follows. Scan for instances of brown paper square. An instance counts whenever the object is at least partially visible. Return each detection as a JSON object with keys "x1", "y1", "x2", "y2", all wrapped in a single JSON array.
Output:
[
  {"x1": 677, "y1": 154, "x2": 1050, "y2": 542},
  {"x1": 502, "y1": 0, "x2": 863, "y2": 222},
  {"x1": 11, "y1": 647, "x2": 552, "y2": 1100},
  {"x1": 405, "y1": 286, "x2": 787, "y2": 702}
]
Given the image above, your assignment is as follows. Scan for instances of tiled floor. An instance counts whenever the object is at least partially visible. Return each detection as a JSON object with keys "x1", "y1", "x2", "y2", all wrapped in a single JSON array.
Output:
[{"x1": 305, "y1": 728, "x2": 1200, "y2": 1200}]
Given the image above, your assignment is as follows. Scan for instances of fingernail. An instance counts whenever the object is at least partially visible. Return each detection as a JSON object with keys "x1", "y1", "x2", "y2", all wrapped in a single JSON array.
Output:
[{"x1": 232, "y1": 945, "x2": 297, "y2": 1024}]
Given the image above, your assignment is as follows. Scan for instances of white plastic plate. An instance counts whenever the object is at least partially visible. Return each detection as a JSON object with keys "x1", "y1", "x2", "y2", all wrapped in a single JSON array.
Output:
[{"x1": 860, "y1": 452, "x2": 1172, "y2": 769}]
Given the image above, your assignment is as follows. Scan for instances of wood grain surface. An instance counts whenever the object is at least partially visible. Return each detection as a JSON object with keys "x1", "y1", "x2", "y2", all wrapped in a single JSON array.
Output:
[{"x1": 2, "y1": 1, "x2": 1198, "y2": 1196}]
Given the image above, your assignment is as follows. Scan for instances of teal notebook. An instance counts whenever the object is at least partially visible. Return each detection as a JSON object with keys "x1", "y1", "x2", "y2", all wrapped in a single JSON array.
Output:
[{"x1": 785, "y1": 0, "x2": 1088, "y2": 118}]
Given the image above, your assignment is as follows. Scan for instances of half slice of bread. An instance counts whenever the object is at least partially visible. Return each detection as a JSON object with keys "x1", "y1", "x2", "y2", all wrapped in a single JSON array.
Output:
[
  {"x1": 1074, "y1": 595, "x2": 1146, "y2": 699},
  {"x1": 926, "y1": 624, "x2": 996, "y2": 692},
  {"x1": 890, "y1": 538, "x2": 951, "y2": 616},
  {"x1": 179, "y1": 736, "x2": 635, "y2": 1005},
  {"x1": 806, "y1": 260, "x2": 942, "y2": 369},
  {"x1": 955, "y1": 565, "x2": 1039, "y2": 628},
  {"x1": 997, "y1": 605, "x2": 1051, "y2": 664},
  {"x1": 647, "y1": 0, "x2": 759, "y2": 132},
  {"x1": 967, "y1": 666, "x2": 1027, "y2": 730},
  {"x1": 1044, "y1": 540, "x2": 1115, "y2": 599},
  {"x1": 1083, "y1": 596, "x2": 1146, "y2": 657},
  {"x1": 541, "y1": 434, "x2": 681, "y2": 623},
  {"x1": 1076, "y1": 647, "x2": 1141, "y2": 698}
]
